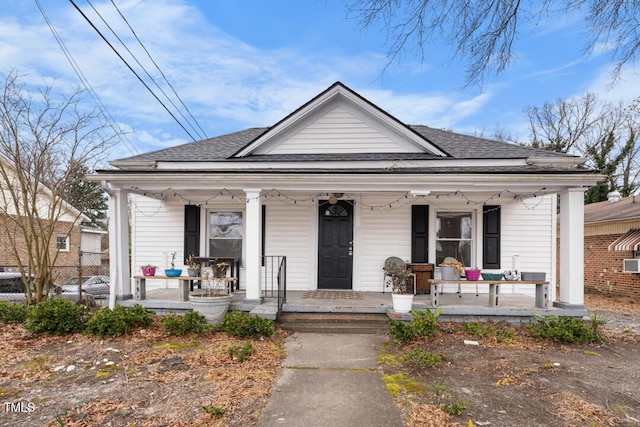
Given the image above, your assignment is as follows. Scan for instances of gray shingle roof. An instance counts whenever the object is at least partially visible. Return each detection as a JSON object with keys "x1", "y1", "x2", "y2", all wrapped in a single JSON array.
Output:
[
  {"x1": 112, "y1": 125, "x2": 575, "y2": 166},
  {"x1": 112, "y1": 128, "x2": 267, "y2": 164}
]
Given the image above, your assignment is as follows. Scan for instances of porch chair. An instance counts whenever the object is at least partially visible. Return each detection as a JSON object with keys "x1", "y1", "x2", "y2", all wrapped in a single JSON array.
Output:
[{"x1": 382, "y1": 257, "x2": 415, "y2": 294}]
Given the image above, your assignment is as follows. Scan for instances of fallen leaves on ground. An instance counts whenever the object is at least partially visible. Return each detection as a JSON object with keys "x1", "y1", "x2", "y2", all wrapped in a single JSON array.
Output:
[{"x1": 0, "y1": 319, "x2": 286, "y2": 427}]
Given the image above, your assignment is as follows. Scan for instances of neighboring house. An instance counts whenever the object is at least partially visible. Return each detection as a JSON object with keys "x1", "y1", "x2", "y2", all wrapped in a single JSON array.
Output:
[
  {"x1": 0, "y1": 156, "x2": 89, "y2": 271},
  {"x1": 581, "y1": 193, "x2": 640, "y2": 299},
  {"x1": 94, "y1": 82, "x2": 602, "y2": 309}
]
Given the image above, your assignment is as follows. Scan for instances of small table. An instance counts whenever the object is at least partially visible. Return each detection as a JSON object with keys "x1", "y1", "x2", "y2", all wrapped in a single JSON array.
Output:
[
  {"x1": 428, "y1": 279, "x2": 550, "y2": 308},
  {"x1": 133, "y1": 275, "x2": 237, "y2": 302}
]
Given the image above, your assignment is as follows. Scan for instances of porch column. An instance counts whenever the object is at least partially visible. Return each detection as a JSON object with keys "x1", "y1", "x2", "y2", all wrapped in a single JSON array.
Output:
[
  {"x1": 556, "y1": 187, "x2": 585, "y2": 308},
  {"x1": 107, "y1": 187, "x2": 131, "y2": 308},
  {"x1": 244, "y1": 188, "x2": 262, "y2": 301}
]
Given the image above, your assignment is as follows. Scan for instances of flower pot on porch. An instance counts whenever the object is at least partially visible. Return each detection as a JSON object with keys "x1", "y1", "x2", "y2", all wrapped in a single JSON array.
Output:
[
  {"x1": 141, "y1": 266, "x2": 156, "y2": 276},
  {"x1": 392, "y1": 293, "x2": 414, "y2": 313},
  {"x1": 187, "y1": 268, "x2": 200, "y2": 277},
  {"x1": 440, "y1": 265, "x2": 461, "y2": 281},
  {"x1": 165, "y1": 269, "x2": 182, "y2": 277},
  {"x1": 189, "y1": 294, "x2": 232, "y2": 325}
]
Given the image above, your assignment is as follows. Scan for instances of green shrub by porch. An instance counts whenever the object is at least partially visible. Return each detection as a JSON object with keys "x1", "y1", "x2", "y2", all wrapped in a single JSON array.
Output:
[
  {"x1": 220, "y1": 311, "x2": 275, "y2": 338},
  {"x1": 25, "y1": 297, "x2": 88, "y2": 335},
  {"x1": 0, "y1": 301, "x2": 29, "y2": 324}
]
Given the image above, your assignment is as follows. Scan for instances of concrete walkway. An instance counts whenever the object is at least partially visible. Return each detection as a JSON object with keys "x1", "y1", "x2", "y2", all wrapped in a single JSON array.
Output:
[{"x1": 256, "y1": 333, "x2": 404, "y2": 427}]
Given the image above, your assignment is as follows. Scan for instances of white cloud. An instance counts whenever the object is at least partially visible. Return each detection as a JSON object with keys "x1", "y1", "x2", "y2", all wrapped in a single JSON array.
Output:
[{"x1": 1, "y1": 0, "x2": 494, "y2": 154}]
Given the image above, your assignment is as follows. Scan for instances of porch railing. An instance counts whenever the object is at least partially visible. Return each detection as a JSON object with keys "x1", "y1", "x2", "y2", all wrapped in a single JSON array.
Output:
[{"x1": 262, "y1": 255, "x2": 286, "y2": 312}]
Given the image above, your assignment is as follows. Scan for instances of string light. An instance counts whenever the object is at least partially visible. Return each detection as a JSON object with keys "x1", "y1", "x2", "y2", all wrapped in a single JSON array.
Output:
[{"x1": 128, "y1": 186, "x2": 553, "y2": 216}]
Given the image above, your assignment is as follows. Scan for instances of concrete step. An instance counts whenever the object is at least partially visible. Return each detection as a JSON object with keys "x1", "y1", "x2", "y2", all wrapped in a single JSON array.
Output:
[{"x1": 278, "y1": 312, "x2": 390, "y2": 334}]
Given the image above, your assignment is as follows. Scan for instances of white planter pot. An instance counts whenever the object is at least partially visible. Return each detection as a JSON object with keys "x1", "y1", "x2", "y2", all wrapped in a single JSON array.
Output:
[
  {"x1": 392, "y1": 293, "x2": 414, "y2": 313},
  {"x1": 188, "y1": 294, "x2": 232, "y2": 325}
]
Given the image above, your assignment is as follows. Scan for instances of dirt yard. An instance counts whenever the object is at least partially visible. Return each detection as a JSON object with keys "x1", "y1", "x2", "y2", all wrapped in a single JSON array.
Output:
[
  {"x1": 1, "y1": 293, "x2": 639, "y2": 427},
  {"x1": 381, "y1": 293, "x2": 640, "y2": 426},
  {"x1": 0, "y1": 323, "x2": 286, "y2": 427}
]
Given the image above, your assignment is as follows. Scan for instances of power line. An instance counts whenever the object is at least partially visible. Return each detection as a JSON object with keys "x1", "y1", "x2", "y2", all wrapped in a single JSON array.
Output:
[
  {"x1": 84, "y1": 0, "x2": 207, "y2": 140},
  {"x1": 69, "y1": 0, "x2": 199, "y2": 142},
  {"x1": 34, "y1": 0, "x2": 139, "y2": 156},
  {"x1": 109, "y1": 0, "x2": 208, "y2": 139}
]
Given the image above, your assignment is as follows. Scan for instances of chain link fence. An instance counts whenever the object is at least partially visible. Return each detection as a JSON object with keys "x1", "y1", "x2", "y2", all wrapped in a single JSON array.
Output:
[{"x1": 0, "y1": 250, "x2": 110, "y2": 304}]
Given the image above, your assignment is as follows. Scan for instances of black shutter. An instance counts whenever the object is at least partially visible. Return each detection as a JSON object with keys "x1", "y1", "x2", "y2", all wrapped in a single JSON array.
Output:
[
  {"x1": 261, "y1": 205, "x2": 266, "y2": 266},
  {"x1": 411, "y1": 205, "x2": 429, "y2": 263},
  {"x1": 483, "y1": 206, "x2": 501, "y2": 269},
  {"x1": 184, "y1": 205, "x2": 200, "y2": 261}
]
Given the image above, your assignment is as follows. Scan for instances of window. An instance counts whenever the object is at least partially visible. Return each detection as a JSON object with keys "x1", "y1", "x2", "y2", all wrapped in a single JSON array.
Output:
[
  {"x1": 56, "y1": 234, "x2": 70, "y2": 252},
  {"x1": 436, "y1": 211, "x2": 473, "y2": 266},
  {"x1": 208, "y1": 212, "x2": 243, "y2": 259}
]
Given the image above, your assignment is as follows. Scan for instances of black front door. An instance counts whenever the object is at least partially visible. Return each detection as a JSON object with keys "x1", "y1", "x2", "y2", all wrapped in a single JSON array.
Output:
[{"x1": 318, "y1": 200, "x2": 353, "y2": 289}]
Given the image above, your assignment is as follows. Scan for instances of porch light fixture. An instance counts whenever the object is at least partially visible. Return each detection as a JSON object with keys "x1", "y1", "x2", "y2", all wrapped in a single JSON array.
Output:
[
  {"x1": 409, "y1": 190, "x2": 431, "y2": 197},
  {"x1": 328, "y1": 194, "x2": 338, "y2": 205}
]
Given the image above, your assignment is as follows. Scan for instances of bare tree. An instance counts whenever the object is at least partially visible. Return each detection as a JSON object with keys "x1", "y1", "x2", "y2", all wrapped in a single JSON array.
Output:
[
  {"x1": 617, "y1": 118, "x2": 640, "y2": 197},
  {"x1": 524, "y1": 92, "x2": 605, "y2": 155},
  {"x1": 348, "y1": 0, "x2": 640, "y2": 85},
  {"x1": 525, "y1": 92, "x2": 640, "y2": 202},
  {"x1": 0, "y1": 71, "x2": 116, "y2": 304}
]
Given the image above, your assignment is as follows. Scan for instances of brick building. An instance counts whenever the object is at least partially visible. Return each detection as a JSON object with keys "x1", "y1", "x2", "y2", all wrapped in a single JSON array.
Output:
[{"x1": 580, "y1": 193, "x2": 640, "y2": 299}]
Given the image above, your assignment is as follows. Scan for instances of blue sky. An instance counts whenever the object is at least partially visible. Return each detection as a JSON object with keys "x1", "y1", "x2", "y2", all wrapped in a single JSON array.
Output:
[{"x1": 1, "y1": 0, "x2": 637, "y2": 160}]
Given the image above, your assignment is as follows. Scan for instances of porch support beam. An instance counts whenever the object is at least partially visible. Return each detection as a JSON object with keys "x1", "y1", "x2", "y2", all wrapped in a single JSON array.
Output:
[
  {"x1": 556, "y1": 187, "x2": 585, "y2": 308},
  {"x1": 244, "y1": 188, "x2": 262, "y2": 301},
  {"x1": 107, "y1": 187, "x2": 132, "y2": 308}
]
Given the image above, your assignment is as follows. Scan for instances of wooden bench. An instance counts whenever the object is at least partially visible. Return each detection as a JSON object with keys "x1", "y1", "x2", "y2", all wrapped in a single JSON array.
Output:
[
  {"x1": 428, "y1": 279, "x2": 550, "y2": 308},
  {"x1": 133, "y1": 275, "x2": 237, "y2": 302}
]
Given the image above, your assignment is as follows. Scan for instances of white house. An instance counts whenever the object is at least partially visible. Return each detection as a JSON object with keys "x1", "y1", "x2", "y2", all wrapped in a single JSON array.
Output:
[{"x1": 94, "y1": 82, "x2": 602, "y2": 310}]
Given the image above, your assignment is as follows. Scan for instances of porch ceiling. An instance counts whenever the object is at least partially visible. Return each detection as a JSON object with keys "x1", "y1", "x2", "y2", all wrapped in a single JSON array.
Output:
[{"x1": 95, "y1": 169, "x2": 602, "y2": 197}]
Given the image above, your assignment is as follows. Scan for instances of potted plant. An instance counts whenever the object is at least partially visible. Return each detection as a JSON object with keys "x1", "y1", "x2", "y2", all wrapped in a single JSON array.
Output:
[
  {"x1": 141, "y1": 264, "x2": 157, "y2": 276},
  {"x1": 440, "y1": 258, "x2": 464, "y2": 280},
  {"x1": 383, "y1": 262, "x2": 414, "y2": 313},
  {"x1": 189, "y1": 263, "x2": 232, "y2": 325},
  {"x1": 164, "y1": 252, "x2": 182, "y2": 277},
  {"x1": 186, "y1": 254, "x2": 200, "y2": 277},
  {"x1": 464, "y1": 267, "x2": 481, "y2": 281}
]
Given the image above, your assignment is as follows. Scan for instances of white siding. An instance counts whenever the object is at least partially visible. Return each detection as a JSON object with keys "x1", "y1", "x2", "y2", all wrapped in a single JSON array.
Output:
[
  {"x1": 264, "y1": 106, "x2": 420, "y2": 154},
  {"x1": 264, "y1": 202, "x2": 314, "y2": 291},
  {"x1": 359, "y1": 196, "x2": 412, "y2": 292},
  {"x1": 500, "y1": 195, "x2": 555, "y2": 295},
  {"x1": 130, "y1": 194, "x2": 556, "y2": 295},
  {"x1": 131, "y1": 196, "x2": 186, "y2": 282}
]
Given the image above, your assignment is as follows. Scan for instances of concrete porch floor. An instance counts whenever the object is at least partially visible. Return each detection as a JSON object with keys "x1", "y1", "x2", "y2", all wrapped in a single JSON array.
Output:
[{"x1": 118, "y1": 286, "x2": 588, "y2": 322}]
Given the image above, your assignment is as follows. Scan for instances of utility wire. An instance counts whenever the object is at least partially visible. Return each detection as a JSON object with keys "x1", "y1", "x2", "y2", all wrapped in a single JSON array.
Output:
[
  {"x1": 34, "y1": 0, "x2": 139, "y2": 156},
  {"x1": 85, "y1": 0, "x2": 206, "y2": 140},
  {"x1": 109, "y1": 0, "x2": 208, "y2": 139},
  {"x1": 69, "y1": 0, "x2": 199, "y2": 141}
]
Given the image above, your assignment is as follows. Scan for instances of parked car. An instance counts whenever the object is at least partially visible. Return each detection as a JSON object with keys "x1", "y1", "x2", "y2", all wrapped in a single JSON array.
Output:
[
  {"x1": 59, "y1": 276, "x2": 110, "y2": 297},
  {"x1": 0, "y1": 272, "x2": 29, "y2": 293}
]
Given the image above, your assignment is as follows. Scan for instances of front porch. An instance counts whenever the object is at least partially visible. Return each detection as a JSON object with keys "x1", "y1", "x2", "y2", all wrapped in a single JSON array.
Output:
[{"x1": 118, "y1": 286, "x2": 588, "y2": 324}]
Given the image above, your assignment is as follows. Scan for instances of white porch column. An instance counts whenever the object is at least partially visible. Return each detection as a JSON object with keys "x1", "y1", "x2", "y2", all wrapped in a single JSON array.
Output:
[
  {"x1": 107, "y1": 187, "x2": 131, "y2": 308},
  {"x1": 244, "y1": 188, "x2": 262, "y2": 301},
  {"x1": 557, "y1": 188, "x2": 585, "y2": 307}
]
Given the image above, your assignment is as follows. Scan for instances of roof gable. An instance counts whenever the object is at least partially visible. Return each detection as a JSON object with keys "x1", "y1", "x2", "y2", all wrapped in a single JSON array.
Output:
[{"x1": 234, "y1": 82, "x2": 448, "y2": 157}]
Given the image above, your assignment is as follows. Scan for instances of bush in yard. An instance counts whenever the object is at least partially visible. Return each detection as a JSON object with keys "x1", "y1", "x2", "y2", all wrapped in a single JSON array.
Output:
[
  {"x1": 25, "y1": 297, "x2": 88, "y2": 334},
  {"x1": 0, "y1": 301, "x2": 29, "y2": 324},
  {"x1": 161, "y1": 311, "x2": 211, "y2": 336},
  {"x1": 403, "y1": 347, "x2": 444, "y2": 368},
  {"x1": 528, "y1": 315, "x2": 605, "y2": 344},
  {"x1": 219, "y1": 311, "x2": 275, "y2": 338},
  {"x1": 389, "y1": 320, "x2": 415, "y2": 344},
  {"x1": 85, "y1": 304, "x2": 155, "y2": 337},
  {"x1": 388, "y1": 308, "x2": 442, "y2": 344}
]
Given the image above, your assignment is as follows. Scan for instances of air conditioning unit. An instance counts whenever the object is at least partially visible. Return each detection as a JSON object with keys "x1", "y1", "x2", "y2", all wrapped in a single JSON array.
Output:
[{"x1": 623, "y1": 259, "x2": 640, "y2": 273}]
